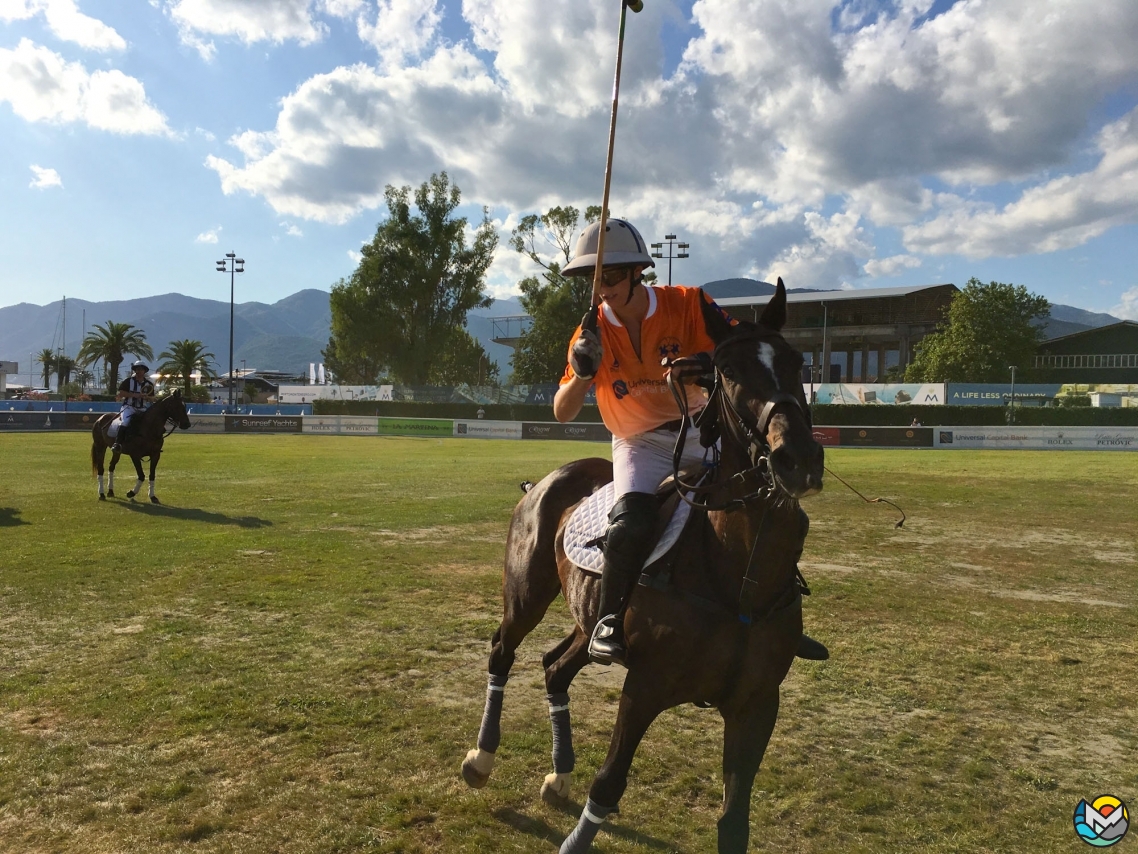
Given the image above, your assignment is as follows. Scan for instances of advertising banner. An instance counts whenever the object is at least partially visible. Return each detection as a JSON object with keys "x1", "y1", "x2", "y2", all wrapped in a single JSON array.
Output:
[
  {"x1": 946, "y1": 384, "x2": 1062, "y2": 407},
  {"x1": 376, "y1": 417, "x2": 454, "y2": 437},
  {"x1": 810, "y1": 427, "x2": 841, "y2": 446},
  {"x1": 0, "y1": 411, "x2": 66, "y2": 430},
  {"x1": 812, "y1": 384, "x2": 945, "y2": 405},
  {"x1": 303, "y1": 415, "x2": 340, "y2": 434},
  {"x1": 339, "y1": 416, "x2": 379, "y2": 435},
  {"x1": 522, "y1": 422, "x2": 611, "y2": 442},
  {"x1": 188, "y1": 414, "x2": 225, "y2": 433},
  {"x1": 454, "y1": 420, "x2": 524, "y2": 439},
  {"x1": 225, "y1": 415, "x2": 303, "y2": 433},
  {"x1": 934, "y1": 427, "x2": 1138, "y2": 450},
  {"x1": 839, "y1": 427, "x2": 933, "y2": 448}
]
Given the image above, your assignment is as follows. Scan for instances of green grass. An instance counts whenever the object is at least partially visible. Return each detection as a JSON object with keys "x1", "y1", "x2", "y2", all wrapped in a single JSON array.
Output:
[{"x1": 0, "y1": 434, "x2": 1136, "y2": 852}]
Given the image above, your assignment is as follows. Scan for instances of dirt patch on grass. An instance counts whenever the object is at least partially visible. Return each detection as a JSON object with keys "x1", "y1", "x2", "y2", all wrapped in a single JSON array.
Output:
[{"x1": 939, "y1": 574, "x2": 1130, "y2": 609}]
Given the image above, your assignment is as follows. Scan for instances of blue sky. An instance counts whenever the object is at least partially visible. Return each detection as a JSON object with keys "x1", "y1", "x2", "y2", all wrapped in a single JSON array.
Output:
[{"x1": 2, "y1": 0, "x2": 1137, "y2": 318}]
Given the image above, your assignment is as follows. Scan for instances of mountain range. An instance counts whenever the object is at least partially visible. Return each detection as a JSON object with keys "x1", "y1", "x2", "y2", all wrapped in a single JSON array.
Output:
[{"x1": 0, "y1": 282, "x2": 1122, "y2": 385}]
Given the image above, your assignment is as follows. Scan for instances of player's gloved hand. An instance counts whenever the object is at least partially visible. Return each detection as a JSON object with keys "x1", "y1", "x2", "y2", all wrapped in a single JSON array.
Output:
[
  {"x1": 570, "y1": 328, "x2": 603, "y2": 380},
  {"x1": 663, "y1": 351, "x2": 714, "y2": 378}
]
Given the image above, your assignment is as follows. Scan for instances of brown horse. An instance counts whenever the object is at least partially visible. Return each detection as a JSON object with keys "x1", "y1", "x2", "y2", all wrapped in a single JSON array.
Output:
[
  {"x1": 91, "y1": 390, "x2": 192, "y2": 503},
  {"x1": 460, "y1": 280, "x2": 826, "y2": 853}
]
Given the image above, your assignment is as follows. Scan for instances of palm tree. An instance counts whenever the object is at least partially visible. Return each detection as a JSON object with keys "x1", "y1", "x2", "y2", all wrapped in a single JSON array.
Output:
[
  {"x1": 55, "y1": 354, "x2": 76, "y2": 388},
  {"x1": 77, "y1": 322, "x2": 153, "y2": 395},
  {"x1": 157, "y1": 339, "x2": 217, "y2": 394},
  {"x1": 74, "y1": 368, "x2": 94, "y2": 391},
  {"x1": 36, "y1": 348, "x2": 55, "y2": 388}
]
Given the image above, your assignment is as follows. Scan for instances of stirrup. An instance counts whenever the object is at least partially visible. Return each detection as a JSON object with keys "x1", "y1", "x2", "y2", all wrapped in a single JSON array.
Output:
[
  {"x1": 796, "y1": 633, "x2": 829, "y2": 661},
  {"x1": 588, "y1": 615, "x2": 627, "y2": 667},
  {"x1": 111, "y1": 442, "x2": 122, "y2": 452}
]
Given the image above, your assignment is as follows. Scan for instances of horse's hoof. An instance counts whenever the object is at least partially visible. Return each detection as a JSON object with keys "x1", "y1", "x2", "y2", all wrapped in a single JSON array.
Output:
[
  {"x1": 461, "y1": 748, "x2": 493, "y2": 789},
  {"x1": 98, "y1": 494, "x2": 106, "y2": 501},
  {"x1": 107, "y1": 490, "x2": 115, "y2": 498},
  {"x1": 127, "y1": 490, "x2": 136, "y2": 499},
  {"x1": 150, "y1": 496, "x2": 160, "y2": 504},
  {"x1": 540, "y1": 772, "x2": 571, "y2": 805}
]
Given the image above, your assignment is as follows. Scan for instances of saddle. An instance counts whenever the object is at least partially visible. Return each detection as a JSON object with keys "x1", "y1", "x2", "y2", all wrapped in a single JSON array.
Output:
[{"x1": 563, "y1": 468, "x2": 705, "y2": 577}]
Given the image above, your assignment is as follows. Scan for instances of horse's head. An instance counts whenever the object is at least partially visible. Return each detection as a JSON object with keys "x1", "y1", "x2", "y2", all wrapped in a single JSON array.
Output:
[
  {"x1": 160, "y1": 388, "x2": 192, "y2": 430},
  {"x1": 702, "y1": 278, "x2": 824, "y2": 499}
]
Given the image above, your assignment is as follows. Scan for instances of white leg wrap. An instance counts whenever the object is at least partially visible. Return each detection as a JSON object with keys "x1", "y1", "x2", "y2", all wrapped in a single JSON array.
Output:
[
  {"x1": 149, "y1": 480, "x2": 156, "y2": 498},
  {"x1": 465, "y1": 748, "x2": 495, "y2": 776},
  {"x1": 98, "y1": 475, "x2": 104, "y2": 494},
  {"x1": 133, "y1": 478, "x2": 144, "y2": 495},
  {"x1": 108, "y1": 472, "x2": 115, "y2": 490}
]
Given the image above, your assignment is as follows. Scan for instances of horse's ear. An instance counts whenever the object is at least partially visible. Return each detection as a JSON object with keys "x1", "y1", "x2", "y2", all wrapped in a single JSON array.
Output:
[
  {"x1": 173, "y1": 388, "x2": 181, "y2": 398},
  {"x1": 700, "y1": 289, "x2": 736, "y2": 345},
  {"x1": 759, "y1": 277, "x2": 787, "y2": 331}
]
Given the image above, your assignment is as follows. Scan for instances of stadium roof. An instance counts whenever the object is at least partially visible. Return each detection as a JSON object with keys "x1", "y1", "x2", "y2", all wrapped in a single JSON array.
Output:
[{"x1": 713, "y1": 283, "x2": 956, "y2": 307}]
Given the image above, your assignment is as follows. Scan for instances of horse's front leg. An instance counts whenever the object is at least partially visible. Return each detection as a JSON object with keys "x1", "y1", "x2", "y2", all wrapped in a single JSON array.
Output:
[
  {"x1": 107, "y1": 450, "x2": 120, "y2": 497},
  {"x1": 559, "y1": 670, "x2": 664, "y2": 854},
  {"x1": 717, "y1": 689, "x2": 781, "y2": 854},
  {"x1": 148, "y1": 453, "x2": 161, "y2": 504},
  {"x1": 126, "y1": 456, "x2": 145, "y2": 499}
]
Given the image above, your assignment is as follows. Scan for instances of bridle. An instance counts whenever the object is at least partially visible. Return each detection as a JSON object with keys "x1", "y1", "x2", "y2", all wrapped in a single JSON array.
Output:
[{"x1": 665, "y1": 331, "x2": 808, "y2": 513}]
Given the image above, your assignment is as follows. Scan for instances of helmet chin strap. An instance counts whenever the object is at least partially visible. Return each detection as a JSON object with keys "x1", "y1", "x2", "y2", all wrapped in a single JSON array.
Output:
[{"x1": 623, "y1": 270, "x2": 642, "y2": 306}]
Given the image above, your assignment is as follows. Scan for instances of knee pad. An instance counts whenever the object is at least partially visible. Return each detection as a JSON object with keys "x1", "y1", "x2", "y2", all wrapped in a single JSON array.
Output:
[{"x1": 605, "y1": 492, "x2": 658, "y2": 562}]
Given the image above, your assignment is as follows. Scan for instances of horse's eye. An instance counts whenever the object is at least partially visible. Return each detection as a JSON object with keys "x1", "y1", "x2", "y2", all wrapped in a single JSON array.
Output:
[{"x1": 720, "y1": 365, "x2": 736, "y2": 380}]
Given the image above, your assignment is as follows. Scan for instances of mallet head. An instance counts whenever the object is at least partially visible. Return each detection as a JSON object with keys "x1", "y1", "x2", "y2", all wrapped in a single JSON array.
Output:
[{"x1": 625, "y1": 0, "x2": 644, "y2": 12}]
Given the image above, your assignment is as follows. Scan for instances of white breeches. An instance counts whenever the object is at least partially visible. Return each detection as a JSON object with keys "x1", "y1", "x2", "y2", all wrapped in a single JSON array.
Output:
[
  {"x1": 611, "y1": 424, "x2": 709, "y2": 498},
  {"x1": 120, "y1": 405, "x2": 142, "y2": 427}
]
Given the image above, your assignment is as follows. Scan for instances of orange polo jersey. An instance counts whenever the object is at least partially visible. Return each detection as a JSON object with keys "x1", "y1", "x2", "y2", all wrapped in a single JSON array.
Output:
[{"x1": 560, "y1": 285, "x2": 736, "y2": 439}]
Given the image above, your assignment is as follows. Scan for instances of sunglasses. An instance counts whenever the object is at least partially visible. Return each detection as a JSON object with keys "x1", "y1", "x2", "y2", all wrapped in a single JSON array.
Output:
[{"x1": 600, "y1": 268, "x2": 630, "y2": 287}]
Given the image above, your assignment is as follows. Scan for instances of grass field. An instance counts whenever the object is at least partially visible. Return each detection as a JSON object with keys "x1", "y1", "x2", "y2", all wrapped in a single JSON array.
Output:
[{"x1": 1, "y1": 433, "x2": 1135, "y2": 853}]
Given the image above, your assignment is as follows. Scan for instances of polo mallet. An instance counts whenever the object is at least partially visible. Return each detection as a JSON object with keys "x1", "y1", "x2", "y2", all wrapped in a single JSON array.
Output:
[{"x1": 587, "y1": 0, "x2": 645, "y2": 328}]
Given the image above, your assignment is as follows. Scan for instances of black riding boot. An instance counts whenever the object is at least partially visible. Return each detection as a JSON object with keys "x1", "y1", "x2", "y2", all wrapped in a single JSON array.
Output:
[
  {"x1": 588, "y1": 492, "x2": 658, "y2": 667},
  {"x1": 793, "y1": 507, "x2": 830, "y2": 661}
]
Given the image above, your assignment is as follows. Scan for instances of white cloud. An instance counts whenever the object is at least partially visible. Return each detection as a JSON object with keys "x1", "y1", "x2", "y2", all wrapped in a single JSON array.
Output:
[
  {"x1": 1113, "y1": 287, "x2": 1138, "y2": 321},
  {"x1": 29, "y1": 164, "x2": 62, "y2": 188},
  {"x1": 864, "y1": 254, "x2": 922, "y2": 278},
  {"x1": 903, "y1": 107, "x2": 1138, "y2": 258},
  {"x1": 167, "y1": 0, "x2": 327, "y2": 52},
  {"x1": 0, "y1": 0, "x2": 125, "y2": 51},
  {"x1": 347, "y1": 249, "x2": 362, "y2": 263},
  {"x1": 355, "y1": 0, "x2": 441, "y2": 69},
  {"x1": 200, "y1": 0, "x2": 1138, "y2": 290},
  {"x1": 0, "y1": 39, "x2": 171, "y2": 134},
  {"x1": 195, "y1": 226, "x2": 221, "y2": 243},
  {"x1": 282, "y1": 222, "x2": 303, "y2": 237}
]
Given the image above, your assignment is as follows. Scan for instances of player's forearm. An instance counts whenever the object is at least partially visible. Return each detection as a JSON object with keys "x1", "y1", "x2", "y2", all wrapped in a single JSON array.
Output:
[{"x1": 553, "y1": 376, "x2": 591, "y2": 423}]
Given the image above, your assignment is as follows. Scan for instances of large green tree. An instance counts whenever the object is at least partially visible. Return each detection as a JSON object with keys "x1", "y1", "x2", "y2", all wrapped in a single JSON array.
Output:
[
  {"x1": 157, "y1": 339, "x2": 217, "y2": 394},
  {"x1": 78, "y1": 322, "x2": 154, "y2": 395},
  {"x1": 508, "y1": 205, "x2": 601, "y2": 384},
  {"x1": 54, "y1": 355, "x2": 76, "y2": 388},
  {"x1": 429, "y1": 328, "x2": 500, "y2": 386},
  {"x1": 324, "y1": 172, "x2": 497, "y2": 385},
  {"x1": 905, "y1": 278, "x2": 1050, "y2": 382}
]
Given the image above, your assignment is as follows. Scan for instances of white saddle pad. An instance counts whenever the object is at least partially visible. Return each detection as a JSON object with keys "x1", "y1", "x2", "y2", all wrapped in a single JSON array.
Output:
[{"x1": 563, "y1": 482, "x2": 693, "y2": 576}]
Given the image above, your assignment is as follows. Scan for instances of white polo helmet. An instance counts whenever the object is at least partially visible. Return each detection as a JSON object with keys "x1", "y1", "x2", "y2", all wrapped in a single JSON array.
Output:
[{"x1": 562, "y1": 218, "x2": 655, "y2": 277}]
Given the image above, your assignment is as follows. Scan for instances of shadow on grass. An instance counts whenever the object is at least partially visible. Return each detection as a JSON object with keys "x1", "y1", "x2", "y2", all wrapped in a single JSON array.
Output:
[
  {"x1": 116, "y1": 501, "x2": 273, "y2": 528},
  {"x1": 493, "y1": 805, "x2": 682, "y2": 852},
  {"x1": 0, "y1": 507, "x2": 29, "y2": 527}
]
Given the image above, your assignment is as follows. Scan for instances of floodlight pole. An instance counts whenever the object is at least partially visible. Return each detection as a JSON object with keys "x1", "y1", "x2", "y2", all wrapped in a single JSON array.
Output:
[
  {"x1": 216, "y1": 253, "x2": 245, "y2": 411},
  {"x1": 649, "y1": 233, "x2": 690, "y2": 287}
]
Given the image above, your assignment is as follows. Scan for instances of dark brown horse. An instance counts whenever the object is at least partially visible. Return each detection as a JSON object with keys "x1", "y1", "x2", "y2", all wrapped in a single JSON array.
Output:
[
  {"x1": 461, "y1": 280, "x2": 825, "y2": 853},
  {"x1": 91, "y1": 390, "x2": 192, "y2": 503}
]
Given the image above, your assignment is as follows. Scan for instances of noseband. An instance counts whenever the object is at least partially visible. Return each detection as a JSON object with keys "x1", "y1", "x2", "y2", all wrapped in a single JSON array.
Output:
[{"x1": 665, "y1": 335, "x2": 806, "y2": 512}]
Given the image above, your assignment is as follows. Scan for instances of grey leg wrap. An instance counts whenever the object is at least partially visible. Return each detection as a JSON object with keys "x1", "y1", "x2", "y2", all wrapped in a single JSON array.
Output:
[
  {"x1": 476, "y1": 673, "x2": 508, "y2": 753},
  {"x1": 548, "y1": 692, "x2": 575, "y2": 774},
  {"x1": 559, "y1": 798, "x2": 614, "y2": 854}
]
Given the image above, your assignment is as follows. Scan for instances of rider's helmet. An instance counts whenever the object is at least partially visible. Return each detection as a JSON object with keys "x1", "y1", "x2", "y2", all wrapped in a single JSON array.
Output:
[
  {"x1": 130, "y1": 360, "x2": 149, "y2": 373},
  {"x1": 562, "y1": 218, "x2": 655, "y2": 277}
]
